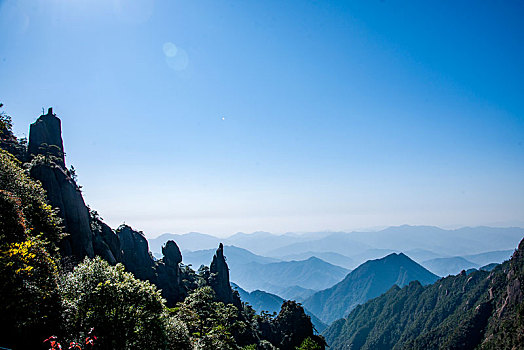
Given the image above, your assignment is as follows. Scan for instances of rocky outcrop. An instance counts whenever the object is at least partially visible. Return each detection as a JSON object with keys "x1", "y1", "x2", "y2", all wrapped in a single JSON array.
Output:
[
  {"x1": 156, "y1": 240, "x2": 184, "y2": 306},
  {"x1": 30, "y1": 162, "x2": 94, "y2": 259},
  {"x1": 28, "y1": 108, "x2": 65, "y2": 168},
  {"x1": 27, "y1": 109, "x2": 125, "y2": 263},
  {"x1": 210, "y1": 243, "x2": 242, "y2": 307},
  {"x1": 162, "y1": 240, "x2": 182, "y2": 266},
  {"x1": 91, "y1": 218, "x2": 122, "y2": 265},
  {"x1": 117, "y1": 224, "x2": 155, "y2": 281}
]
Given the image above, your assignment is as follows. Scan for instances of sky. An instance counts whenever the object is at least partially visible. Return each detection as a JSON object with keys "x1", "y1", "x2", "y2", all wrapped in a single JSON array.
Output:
[{"x1": 1, "y1": 0, "x2": 523, "y2": 238}]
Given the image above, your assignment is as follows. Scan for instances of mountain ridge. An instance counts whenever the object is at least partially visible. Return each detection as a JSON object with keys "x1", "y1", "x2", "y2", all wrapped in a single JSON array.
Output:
[{"x1": 303, "y1": 252, "x2": 439, "y2": 324}]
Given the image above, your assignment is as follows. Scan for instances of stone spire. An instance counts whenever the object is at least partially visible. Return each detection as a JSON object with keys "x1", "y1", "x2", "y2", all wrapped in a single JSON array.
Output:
[
  {"x1": 28, "y1": 107, "x2": 65, "y2": 167},
  {"x1": 210, "y1": 243, "x2": 241, "y2": 307}
]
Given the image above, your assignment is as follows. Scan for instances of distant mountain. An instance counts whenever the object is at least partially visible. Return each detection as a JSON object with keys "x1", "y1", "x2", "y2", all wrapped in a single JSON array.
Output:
[
  {"x1": 148, "y1": 227, "x2": 523, "y2": 267},
  {"x1": 224, "y1": 231, "x2": 302, "y2": 255},
  {"x1": 421, "y1": 256, "x2": 479, "y2": 276},
  {"x1": 347, "y1": 225, "x2": 524, "y2": 256},
  {"x1": 231, "y1": 257, "x2": 349, "y2": 293},
  {"x1": 303, "y1": 253, "x2": 439, "y2": 324},
  {"x1": 462, "y1": 249, "x2": 513, "y2": 266},
  {"x1": 268, "y1": 233, "x2": 372, "y2": 258},
  {"x1": 231, "y1": 283, "x2": 328, "y2": 333},
  {"x1": 149, "y1": 232, "x2": 220, "y2": 253},
  {"x1": 232, "y1": 282, "x2": 283, "y2": 314},
  {"x1": 404, "y1": 248, "x2": 448, "y2": 262},
  {"x1": 270, "y1": 285, "x2": 318, "y2": 302},
  {"x1": 280, "y1": 251, "x2": 356, "y2": 269},
  {"x1": 322, "y1": 239, "x2": 524, "y2": 350},
  {"x1": 182, "y1": 245, "x2": 279, "y2": 270}
]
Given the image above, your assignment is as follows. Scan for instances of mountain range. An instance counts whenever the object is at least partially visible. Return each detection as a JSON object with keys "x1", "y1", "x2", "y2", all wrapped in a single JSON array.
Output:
[
  {"x1": 150, "y1": 226, "x2": 523, "y2": 269},
  {"x1": 303, "y1": 252, "x2": 440, "y2": 324},
  {"x1": 323, "y1": 239, "x2": 524, "y2": 349}
]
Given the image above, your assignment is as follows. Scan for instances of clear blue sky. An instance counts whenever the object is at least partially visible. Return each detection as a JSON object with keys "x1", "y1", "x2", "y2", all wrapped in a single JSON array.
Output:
[{"x1": 1, "y1": 0, "x2": 523, "y2": 237}]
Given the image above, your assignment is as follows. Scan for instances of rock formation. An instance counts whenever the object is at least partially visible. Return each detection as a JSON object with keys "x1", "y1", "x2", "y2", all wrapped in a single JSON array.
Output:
[
  {"x1": 28, "y1": 108, "x2": 65, "y2": 167},
  {"x1": 27, "y1": 109, "x2": 123, "y2": 262},
  {"x1": 210, "y1": 243, "x2": 242, "y2": 307},
  {"x1": 156, "y1": 240, "x2": 184, "y2": 306},
  {"x1": 30, "y1": 162, "x2": 94, "y2": 259},
  {"x1": 91, "y1": 218, "x2": 122, "y2": 265},
  {"x1": 116, "y1": 224, "x2": 155, "y2": 281},
  {"x1": 25, "y1": 109, "x2": 187, "y2": 303}
]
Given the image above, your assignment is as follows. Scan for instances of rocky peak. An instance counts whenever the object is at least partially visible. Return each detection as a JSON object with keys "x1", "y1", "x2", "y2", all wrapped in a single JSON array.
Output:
[
  {"x1": 210, "y1": 243, "x2": 241, "y2": 307},
  {"x1": 162, "y1": 240, "x2": 182, "y2": 267},
  {"x1": 28, "y1": 107, "x2": 65, "y2": 168}
]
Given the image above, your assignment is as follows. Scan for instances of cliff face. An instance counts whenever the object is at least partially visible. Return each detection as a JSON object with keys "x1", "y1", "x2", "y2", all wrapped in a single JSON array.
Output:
[
  {"x1": 27, "y1": 109, "x2": 122, "y2": 263},
  {"x1": 30, "y1": 162, "x2": 94, "y2": 259},
  {"x1": 210, "y1": 243, "x2": 242, "y2": 307},
  {"x1": 116, "y1": 225, "x2": 155, "y2": 281},
  {"x1": 91, "y1": 218, "x2": 122, "y2": 265}
]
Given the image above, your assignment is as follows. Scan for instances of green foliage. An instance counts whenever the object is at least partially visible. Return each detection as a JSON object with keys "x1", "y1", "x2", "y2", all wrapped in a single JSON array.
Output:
[
  {"x1": 0, "y1": 149, "x2": 63, "y2": 246},
  {"x1": 0, "y1": 149, "x2": 62, "y2": 349},
  {"x1": 172, "y1": 286, "x2": 243, "y2": 349},
  {"x1": 296, "y1": 336, "x2": 323, "y2": 350},
  {"x1": 324, "y1": 245, "x2": 524, "y2": 350},
  {"x1": 59, "y1": 257, "x2": 170, "y2": 350},
  {"x1": 0, "y1": 103, "x2": 13, "y2": 136}
]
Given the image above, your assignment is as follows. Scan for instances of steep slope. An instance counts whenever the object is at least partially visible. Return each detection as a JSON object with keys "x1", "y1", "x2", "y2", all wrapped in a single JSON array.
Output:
[
  {"x1": 231, "y1": 257, "x2": 349, "y2": 293},
  {"x1": 303, "y1": 253, "x2": 439, "y2": 324},
  {"x1": 422, "y1": 256, "x2": 479, "y2": 276},
  {"x1": 323, "y1": 238, "x2": 524, "y2": 350}
]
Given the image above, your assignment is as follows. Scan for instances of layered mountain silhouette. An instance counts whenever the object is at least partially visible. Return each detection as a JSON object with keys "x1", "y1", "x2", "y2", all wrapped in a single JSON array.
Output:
[
  {"x1": 233, "y1": 257, "x2": 349, "y2": 293},
  {"x1": 151, "y1": 227, "x2": 523, "y2": 270},
  {"x1": 303, "y1": 252, "x2": 439, "y2": 324},
  {"x1": 422, "y1": 256, "x2": 479, "y2": 276},
  {"x1": 323, "y1": 239, "x2": 524, "y2": 349}
]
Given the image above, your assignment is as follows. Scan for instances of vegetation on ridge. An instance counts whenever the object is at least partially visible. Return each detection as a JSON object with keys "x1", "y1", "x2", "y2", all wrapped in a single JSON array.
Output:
[{"x1": 323, "y1": 241, "x2": 524, "y2": 349}]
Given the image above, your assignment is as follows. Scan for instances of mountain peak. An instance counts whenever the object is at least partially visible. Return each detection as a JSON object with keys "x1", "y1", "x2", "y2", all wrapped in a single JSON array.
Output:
[{"x1": 303, "y1": 252, "x2": 439, "y2": 324}]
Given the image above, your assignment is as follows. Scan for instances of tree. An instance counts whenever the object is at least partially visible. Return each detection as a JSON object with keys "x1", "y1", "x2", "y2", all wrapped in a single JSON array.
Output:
[
  {"x1": 173, "y1": 286, "x2": 242, "y2": 349},
  {"x1": 59, "y1": 257, "x2": 170, "y2": 350},
  {"x1": 0, "y1": 149, "x2": 63, "y2": 349}
]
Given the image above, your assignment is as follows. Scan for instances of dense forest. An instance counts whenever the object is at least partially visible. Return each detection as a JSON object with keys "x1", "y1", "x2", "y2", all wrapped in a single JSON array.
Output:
[{"x1": 0, "y1": 106, "x2": 325, "y2": 349}]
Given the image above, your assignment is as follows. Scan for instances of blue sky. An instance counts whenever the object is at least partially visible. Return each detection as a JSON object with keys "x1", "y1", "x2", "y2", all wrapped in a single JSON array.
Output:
[{"x1": 1, "y1": 0, "x2": 523, "y2": 237}]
